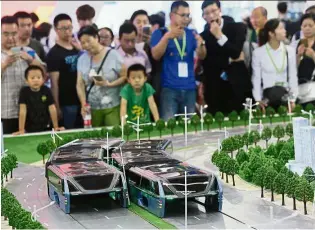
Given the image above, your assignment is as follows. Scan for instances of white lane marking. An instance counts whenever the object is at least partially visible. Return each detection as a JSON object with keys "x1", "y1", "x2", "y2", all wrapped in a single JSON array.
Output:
[
  {"x1": 194, "y1": 216, "x2": 201, "y2": 221},
  {"x1": 94, "y1": 208, "x2": 98, "y2": 212},
  {"x1": 32, "y1": 178, "x2": 36, "y2": 182},
  {"x1": 24, "y1": 199, "x2": 27, "y2": 202},
  {"x1": 40, "y1": 171, "x2": 45, "y2": 175},
  {"x1": 38, "y1": 188, "x2": 42, "y2": 191},
  {"x1": 27, "y1": 183, "x2": 32, "y2": 188},
  {"x1": 117, "y1": 225, "x2": 123, "y2": 229},
  {"x1": 44, "y1": 223, "x2": 49, "y2": 227},
  {"x1": 16, "y1": 177, "x2": 23, "y2": 180},
  {"x1": 105, "y1": 216, "x2": 110, "y2": 220},
  {"x1": 211, "y1": 226, "x2": 217, "y2": 229},
  {"x1": 23, "y1": 192, "x2": 26, "y2": 195},
  {"x1": 28, "y1": 206, "x2": 31, "y2": 210}
]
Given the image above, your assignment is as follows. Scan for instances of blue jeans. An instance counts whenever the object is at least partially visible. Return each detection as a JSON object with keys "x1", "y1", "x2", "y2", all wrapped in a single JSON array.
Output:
[
  {"x1": 61, "y1": 105, "x2": 80, "y2": 129},
  {"x1": 160, "y1": 88, "x2": 196, "y2": 120}
]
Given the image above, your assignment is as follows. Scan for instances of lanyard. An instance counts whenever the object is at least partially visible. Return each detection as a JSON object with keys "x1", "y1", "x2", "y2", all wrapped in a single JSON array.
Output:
[
  {"x1": 266, "y1": 44, "x2": 286, "y2": 74},
  {"x1": 169, "y1": 27, "x2": 186, "y2": 60}
]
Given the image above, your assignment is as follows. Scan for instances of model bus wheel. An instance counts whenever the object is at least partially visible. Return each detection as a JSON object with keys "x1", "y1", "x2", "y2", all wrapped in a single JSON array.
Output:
[{"x1": 205, "y1": 195, "x2": 219, "y2": 212}]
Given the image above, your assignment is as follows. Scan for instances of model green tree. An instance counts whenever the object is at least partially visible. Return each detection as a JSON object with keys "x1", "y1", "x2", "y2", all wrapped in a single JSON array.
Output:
[
  {"x1": 222, "y1": 137, "x2": 235, "y2": 158},
  {"x1": 249, "y1": 130, "x2": 260, "y2": 146},
  {"x1": 274, "y1": 173, "x2": 287, "y2": 205},
  {"x1": 143, "y1": 123, "x2": 154, "y2": 140},
  {"x1": 261, "y1": 127, "x2": 272, "y2": 148},
  {"x1": 295, "y1": 177, "x2": 314, "y2": 215},
  {"x1": 253, "y1": 166, "x2": 266, "y2": 198},
  {"x1": 273, "y1": 125, "x2": 285, "y2": 142},
  {"x1": 293, "y1": 104, "x2": 302, "y2": 115},
  {"x1": 280, "y1": 166, "x2": 294, "y2": 179},
  {"x1": 216, "y1": 152, "x2": 230, "y2": 180},
  {"x1": 177, "y1": 116, "x2": 185, "y2": 135},
  {"x1": 285, "y1": 174, "x2": 299, "y2": 210},
  {"x1": 236, "y1": 149, "x2": 249, "y2": 166},
  {"x1": 278, "y1": 149, "x2": 291, "y2": 163},
  {"x1": 302, "y1": 167, "x2": 315, "y2": 183},
  {"x1": 278, "y1": 105, "x2": 288, "y2": 123},
  {"x1": 233, "y1": 134, "x2": 244, "y2": 152},
  {"x1": 111, "y1": 125, "x2": 122, "y2": 138},
  {"x1": 7, "y1": 153, "x2": 17, "y2": 178},
  {"x1": 214, "y1": 112, "x2": 225, "y2": 130},
  {"x1": 285, "y1": 123, "x2": 293, "y2": 137},
  {"x1": 264, "y1": 167, "x2": 278, "y2": 201},
  {"x1": 37, "y1": 142, "x2": 49, "y2": 164},
  {"x1": 167, "y1": 118, "x2": 177, "y2": 136},
  {"x1": 211, "y1": 150, "x2": 220, "y2": 165},
  {"x1": 265, "y1": 106, "x2": 276, "y2": 124},
  {"x1": 123, "y1": 124, "x2": 133, "y2": 140},
  {"x1": 239, "y1": 161, "x2": 253, "y2": 182},
  {"x1": 156, "y1": 119, "x2": 165, "y2": 138},
  {"x1": 305, "y1": 103, "x2": 315, "y2": 113},
  {"x1": 253, "y1": 107, "x2": 262, "y2": 123},
  {"x1": 240, "y1": 109, "x2": 249, "y2": 127},
  {"x1": 225, "y1": 158, "x2": 239, "y2": 186},
  {"x1": 190, "y1": 114, "x2": 200, "y2": 133},
  {"x1": 228, "y1": 111, "x2": 238, "y2": 128},
  {"x1": 1, "y1": 157, "x2": 10, "y2": 182},
  {"x1": 242, "y1": 132, "x2": 250, "y2": 149},
  {"x1": 204, "y1": 113, "x2": 213, "y2": 131}
]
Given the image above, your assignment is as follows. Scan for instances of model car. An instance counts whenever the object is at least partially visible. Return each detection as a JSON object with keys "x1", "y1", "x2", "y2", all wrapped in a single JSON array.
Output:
[{"x1": 45, "y1": 139, "x2": 129, "y2": 214}]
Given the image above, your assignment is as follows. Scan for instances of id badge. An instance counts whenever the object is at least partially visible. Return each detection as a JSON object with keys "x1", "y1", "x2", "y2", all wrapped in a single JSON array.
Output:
[{"x1": 178, "y1": 62, "x2": 188, "y2": 78}]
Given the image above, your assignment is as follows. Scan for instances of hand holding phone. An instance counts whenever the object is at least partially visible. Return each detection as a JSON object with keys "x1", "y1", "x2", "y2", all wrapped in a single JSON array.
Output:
[
  {"x1": 93, "y1": 76, "x2": 103, "y2": 81},
  {"x1": 10, "y1": 47, "x2": 21, "y2": 55}
]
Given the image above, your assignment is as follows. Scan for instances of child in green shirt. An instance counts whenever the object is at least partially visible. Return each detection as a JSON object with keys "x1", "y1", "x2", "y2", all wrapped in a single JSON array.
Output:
[{"x1": 120, "y1": 64, "x2": 159, "y2": 123}]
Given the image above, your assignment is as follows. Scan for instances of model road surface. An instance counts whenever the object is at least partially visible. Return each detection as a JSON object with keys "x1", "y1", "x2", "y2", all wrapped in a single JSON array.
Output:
[{"x1": 5, "y1": 126, "x2": 315, "y2": 229}]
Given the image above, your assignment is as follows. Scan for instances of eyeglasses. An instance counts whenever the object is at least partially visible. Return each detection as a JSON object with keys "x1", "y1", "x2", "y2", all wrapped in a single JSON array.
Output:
[
  {"x1": 57, "y1": 26, "x2": 73, "y2": 32},
  {"x1": 2, "y1": 32, "x2": 17, "y2": 37},
  {"x1": 99, "y1": 35, "x2": 112, "y2": 40},
  {"x1": 174, "y1": 12, "x2": 191, "y2": 19},
  {"x1": 203, "y1": 8, "x2": 220, "y2": 16}
]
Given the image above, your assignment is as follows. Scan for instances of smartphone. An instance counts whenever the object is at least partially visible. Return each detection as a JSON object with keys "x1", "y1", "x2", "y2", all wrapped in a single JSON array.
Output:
[
  {"x1": 142, "y1": 25, "x2": 151, "y2": 36},
  {"x1": 11, "y1": 47, "x2": 21, "y2": 55},
  {"x1": 93, "y1": 76, "x2": 103, "y2": 81},
  {"x1": 300, "y1": 38, "x2": 308, "y2": 48}
]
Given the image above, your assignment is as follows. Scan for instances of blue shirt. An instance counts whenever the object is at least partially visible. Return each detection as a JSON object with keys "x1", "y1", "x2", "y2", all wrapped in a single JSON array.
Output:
[{"x1": 150, "y1": 27, "x2": 197, "y2": 90}]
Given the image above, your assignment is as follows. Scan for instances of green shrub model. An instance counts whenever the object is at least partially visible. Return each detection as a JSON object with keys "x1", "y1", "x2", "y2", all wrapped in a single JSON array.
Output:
[
  {"x1": 235, "y1": 149, "x2": 249, "y2": 166},
  {"x1": 265, "y1": 107, "x2": 276, "y2": 124},
  {"x1": 214, "y1": 112, "x2": 225, "y2": 130},
  {"x1": 143, "y1": 123, "x2": 154, "y2": 140},
  {"x1": 273, "y1": 125, "x2": 285, "y2": 142},
  {"x1": 167, "y1": 118, "x2": 177, "y2": 136},
  {"x1": 177, "y1": 116, "x2": 185, "y2": 135},
  {"x1": 232, "y1": 135, "x2": 244, "y2": 153},
  {"x1": 228, "y1": 110, "x2": 238, "y2": 128},
  {"x1": 249, "y1": 130, "x2": 260, "y2": 146},
  {"x1": 293, "y1": 104, "x2": 302, "y2": 115},
  {"x1": 253, "y1": 166, "x2": 266, "y2": 198},
  {"x1": 111, "y1": 125, "x2": 122, "y2": 138},
  {"x1": 285, "y1": 173, "x2": 299, "y2": 210},
  {"x1": 37, "y1": 142, "x2": 48, "y2": 164},
  {"x1": 225, "y1": 158, "x2": 239, "y2": 186},
  {"x1": 277, "y1": 105, "x2": 288, "y2": 123},
  {"x1": 274, "y1": 173, "x2": 288, "y2": 205},
  {"x1": 156, "y1": 119, "x2": 165, "y2": 138},
  {"x1": 124, "y1": 123, "x2": 134, "y2": 141},
  {"x1": 222, "y1": 137, "x2": 235, "y2": 158},
  {"x1": 305, "y1": 103, "x2": 315, "y2": 113},
  {"x1": 190, "y1": 114, "x2": 200, "y2": 133},
  {"x1": 261, "y1": 127, "x2": 272, "y2": 148},
  {"x1": 285, "y1": 123, "x2": 293, "y2": 137},
  {"x1": 203, "y1": 112, "x2": 214, "y2": 131},
  {"x1": 302, "y1": 167, "x2": 315, "y2": 183},
  {"x1": 264, "y1": 167, "x2": 278, "y2": 202},
  {"x1": 242, "y1": 133, "x2": 250, "y2": 149},
  {"x1": 240, "y1": 109, "x2": 249, "y2": 127},
  {"x1": 295, "y1": 177, "x2": 314, "y2": 215}
]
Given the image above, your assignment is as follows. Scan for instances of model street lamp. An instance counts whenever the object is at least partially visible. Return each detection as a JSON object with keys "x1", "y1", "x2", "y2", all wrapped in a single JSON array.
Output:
[
  {"x1": 301, "y1": 110, "x2": 313, "y2": 126},
  {"x1": 31, "y1": 201, "x2": 56, "y2": 221},
  {"x1": 127, "y1": 116, "x2": 151, "y2": 144},
  {"x1": 200, "y1": 104, "x2": 208, "y2": 133},
  {"x1": 175, "y1": 106, "x2": 196, "y2": 146},
  {"x1": 243, "y1": 98, "x2": 259, "y2": 133},
  {"x1": 163, "y1": 171, "x2": 209, "y2": 229}
]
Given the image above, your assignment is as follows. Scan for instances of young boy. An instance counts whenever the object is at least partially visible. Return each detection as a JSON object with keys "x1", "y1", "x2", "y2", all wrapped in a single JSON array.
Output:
[
  {"x1": 120, "y1": 64, "x2": 159, "y2": 124},
  {"x1": 13, "y1": 65, "x2": 64, "y2": 135}
]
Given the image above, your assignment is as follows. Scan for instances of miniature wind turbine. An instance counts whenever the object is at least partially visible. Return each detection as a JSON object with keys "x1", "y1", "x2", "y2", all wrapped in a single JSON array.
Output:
[
  {"x1": 127, "y1": 116, "x2": 151, "y2": 144},
  {"x1": 242, "y1": 98, "x2": 259, "y2": 133},
  {"x1": 174, "y1": 106, "x2": 196, "y2": 146},
  {"x1": 51, "y1": 128, "x2": 63, "y2": 146}
]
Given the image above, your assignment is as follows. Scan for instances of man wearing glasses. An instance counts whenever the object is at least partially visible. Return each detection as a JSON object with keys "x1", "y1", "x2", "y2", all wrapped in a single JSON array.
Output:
[
  {"x1": 199, "y1": 0, "x2": 249, "y2": 115},
  {"x1": 151, "y1": 0, "x2": 206, "y2": 120},
  {"x1": 46, "y1": 14, "x2": 82, "y2": 130},
  {"x1": 1, "y1": 16, "x2": 44, "y2": 134}
]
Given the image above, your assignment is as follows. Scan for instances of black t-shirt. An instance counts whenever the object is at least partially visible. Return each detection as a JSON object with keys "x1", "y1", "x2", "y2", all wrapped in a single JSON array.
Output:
[
  {"x1": 46, "y1": 44, "x2": 80, "y2": 106},
  {"x1": 297, "y1": 41, "x2": 315, "y2": 84},
  {"x1": 19, "y1": 86, "x2": 54, "y2": 132}
]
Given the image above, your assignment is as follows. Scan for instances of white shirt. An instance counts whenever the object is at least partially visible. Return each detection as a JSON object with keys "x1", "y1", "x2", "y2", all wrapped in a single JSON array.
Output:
[{"x1": 251, "y1": 42, "x2": 298, "y2": 101}]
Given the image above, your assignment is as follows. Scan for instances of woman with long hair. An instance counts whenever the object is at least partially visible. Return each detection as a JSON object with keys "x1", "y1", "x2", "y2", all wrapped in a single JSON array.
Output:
[
  {"x1": 252, "y1": 19, "x2": 298, "y2": 111},
  {"x1": 76, "y1": 26, "x2": 127, "y2": 127}
]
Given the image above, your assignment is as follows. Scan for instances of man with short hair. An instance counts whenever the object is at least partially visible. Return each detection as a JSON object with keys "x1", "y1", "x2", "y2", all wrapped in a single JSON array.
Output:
[
  {"x1": 46, "y1": 14, "x2": 82, "y2": 129},
  {"x1": 13, "y1": 11, "x2": 46, "y2": 62},
  {"x1": 151, "y1": 0, "x2": 206, "y2": 120},
  {"x1": 76, "y1": 4, "x2": 95, "y2": 29},
  {"x1": 117, "y1": 22, "x2": 151, "y2": 75},
  {"x1": 200, "y1": 0, "x2": 249, "y2": 114},
  {"x1": 149, "y1": 14, "x2": 165, "y2": 33},
  {"x1": 1, "y1": 16, "x2": 44, "y2": 134}
]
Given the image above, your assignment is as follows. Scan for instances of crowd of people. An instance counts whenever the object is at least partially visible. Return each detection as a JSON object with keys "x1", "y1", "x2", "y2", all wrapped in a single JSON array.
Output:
[{"x1": 1, "y1": 0, "x2": 315, "y2": 135}]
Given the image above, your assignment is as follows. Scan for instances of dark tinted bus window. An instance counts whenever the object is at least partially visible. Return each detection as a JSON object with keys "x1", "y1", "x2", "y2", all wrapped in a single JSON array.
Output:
[{"x1": 127, "y1": 171, "x2": 141, "y2": 186}]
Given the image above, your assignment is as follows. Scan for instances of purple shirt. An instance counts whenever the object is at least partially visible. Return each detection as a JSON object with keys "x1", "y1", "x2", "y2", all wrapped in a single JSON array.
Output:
[{"x1": 117, "y1": 46, "x2": 151, "y2": 74}]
